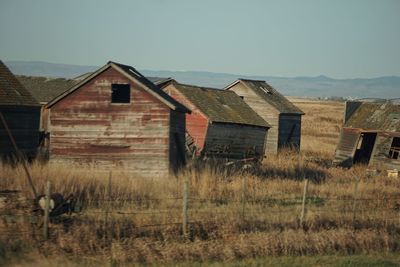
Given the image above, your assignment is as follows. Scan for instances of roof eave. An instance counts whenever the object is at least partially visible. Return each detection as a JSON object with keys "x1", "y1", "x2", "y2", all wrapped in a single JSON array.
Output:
[
  {"x1": 46, "y1": 63, "x2": 111, "y2": 108},
  {"x1": 223, "y1": 79, "x2": 241, "y2": 90}
]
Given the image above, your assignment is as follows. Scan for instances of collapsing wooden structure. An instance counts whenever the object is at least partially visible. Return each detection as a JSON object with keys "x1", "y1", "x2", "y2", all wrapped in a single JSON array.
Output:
[
  {"x1": 160, "y1": 80, "x2": 270, "y2": 160},
  {"x1": 0, "y1": 60, "x2": 41, "y2": 159},
  {"x1": 46, "y1": 61, "x2": 190, "y2": 177},
  {"x1": 224, "y1": 79, "x2": 304, "y2": 155},
  {"x1": 334, "y1": 101, "x2": 400, "y2": 170}
]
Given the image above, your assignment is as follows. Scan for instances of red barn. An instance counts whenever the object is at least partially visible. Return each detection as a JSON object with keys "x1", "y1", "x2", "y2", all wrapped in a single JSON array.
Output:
[
  {"x1": 160, "y1": 80, "x2": 270, "y2": 160},
  {"x1": 46, "y1": 61, "x2": 189, "y2": 177}
]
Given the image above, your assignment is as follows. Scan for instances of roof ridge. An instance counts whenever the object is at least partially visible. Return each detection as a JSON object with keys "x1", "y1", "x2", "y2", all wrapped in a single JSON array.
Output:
[
  {"x1": 177, "y1": 82, "x2": 221, "y2": 91},
  {"x1": 239, "y1": 78, "x2": 266, "y2": 82},
  {"x1": 169, "y1": 82, "x2": 270, "y2": 128}
]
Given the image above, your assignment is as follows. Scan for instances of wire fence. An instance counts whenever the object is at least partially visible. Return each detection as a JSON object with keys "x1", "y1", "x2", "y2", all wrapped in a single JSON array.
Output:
[{"x1": 1, "y1": 177, "x2": 400, "y2": 240}]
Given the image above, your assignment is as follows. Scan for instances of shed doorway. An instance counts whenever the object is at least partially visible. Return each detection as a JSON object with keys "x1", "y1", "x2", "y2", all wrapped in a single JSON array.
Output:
[{"x1": 353, "y1": 132, "x2": 377, "y2": 164}]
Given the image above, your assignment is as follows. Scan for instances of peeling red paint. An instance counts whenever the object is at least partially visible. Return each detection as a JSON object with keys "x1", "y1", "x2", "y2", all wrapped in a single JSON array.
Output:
[{"x1": 49, "y1": 67, "x2": 185, "y2": 176}]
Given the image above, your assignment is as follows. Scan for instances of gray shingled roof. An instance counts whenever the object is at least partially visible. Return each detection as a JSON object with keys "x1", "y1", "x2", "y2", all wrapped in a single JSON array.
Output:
[
  {"x1": 234, "y1": 79, "x2": 304, "y2": 115},
  {"x1": 17, "y1": 76, "x2": 78, "y2": 103},
  {"x1": 169, "y1": 82, "x2": 270, "y2": 128},
  {"x1": 345, "y1": 102, "x2": 400, "y2": 132},
  {"x1": 0, "y1": 60, "x2": 39, "y2": 106}
]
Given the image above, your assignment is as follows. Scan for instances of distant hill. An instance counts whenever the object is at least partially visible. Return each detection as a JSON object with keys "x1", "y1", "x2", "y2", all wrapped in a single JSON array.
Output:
[{"x1": 5, "y1": 61, "x2": 400, "y2": 98}]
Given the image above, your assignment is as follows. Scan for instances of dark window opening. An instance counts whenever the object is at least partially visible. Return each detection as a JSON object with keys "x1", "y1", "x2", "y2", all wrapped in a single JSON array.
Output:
[
  {"x1": 353, "y1": 132, "x2": 377, "y2": 165},
  {"x1": 111, "y1": 84, "x2": 130, "y2": 103},
  {"x1": 239, "y1": 96, "x2": 244, "y2": 99},
  {"x1": 389, "y1": 137, "x2": 400, "y2": 160}
]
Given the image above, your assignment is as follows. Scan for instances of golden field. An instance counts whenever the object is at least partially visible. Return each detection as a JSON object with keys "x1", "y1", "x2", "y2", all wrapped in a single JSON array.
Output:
[{"x1": 1, "y1": 99, "x2": 400, "y2": 266}]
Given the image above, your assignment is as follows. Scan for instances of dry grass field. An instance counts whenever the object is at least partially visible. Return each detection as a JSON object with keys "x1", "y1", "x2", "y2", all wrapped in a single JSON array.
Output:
[{"x1": 2, "y1": 99, "x2": 400, "y2": 266}]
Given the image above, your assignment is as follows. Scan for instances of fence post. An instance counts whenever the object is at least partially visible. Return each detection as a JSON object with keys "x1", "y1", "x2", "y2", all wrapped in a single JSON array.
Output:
[
  {"x1": 105, "y1": 171, "x2": 112, "y2": 245},
  {"x1": 299, "y1": 178, "x2": 309, "y2": 228},
  {"x1": 182, "y1": 180, "x2": 189, "y2": 238},
  {"x1": 43, "y1": 180, "x2": 51, "y2": 240},
  {"x1": 241, "y1": 175, "x2": 247, "y2": 221},
  {"x1": 352, "y1": 178, "x2": 360, "y2": 229}
]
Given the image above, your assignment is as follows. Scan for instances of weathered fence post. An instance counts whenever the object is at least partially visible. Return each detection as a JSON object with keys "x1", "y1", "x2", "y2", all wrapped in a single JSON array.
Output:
[
  {"x1": 241, "y1": 175, "x2": 247, "y2": 221},
  {"x1": 43, "y1": 180, "x2": 51, "y2": 240},
  {"x1": 352, "y1": 178, "x2": 360, "y2": 229},
  {"x1": 182, "y1": 180, "x2": 189, "y2": 238},
  {"x1": 299, "y1": 178, "x2": 309, "y2": 228},
  {"x1": 105, "y1": 171, "x2": 112, "y2": 245}
]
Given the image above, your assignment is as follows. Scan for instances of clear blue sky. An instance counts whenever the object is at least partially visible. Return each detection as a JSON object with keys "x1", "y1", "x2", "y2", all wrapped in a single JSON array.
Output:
[{"x1": 1, "y1": 0, "x2": 399, "y2": 78}]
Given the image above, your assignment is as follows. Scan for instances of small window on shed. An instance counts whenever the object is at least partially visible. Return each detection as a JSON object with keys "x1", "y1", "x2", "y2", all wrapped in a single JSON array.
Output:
[
  {"x1": 111, "y1": 84, "x2": 130, "y2": 103},
  {"x1": 389, "y1": 137, "x2": 400, "y2": 160}
]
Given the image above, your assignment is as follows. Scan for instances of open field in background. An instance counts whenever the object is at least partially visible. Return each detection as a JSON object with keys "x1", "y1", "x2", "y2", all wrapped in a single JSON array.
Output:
[
  {"x1": 289, "y1": 97, "x2": 344, "y2": 157},
  {"x1": 2, "y1": 99, "x2": 400, "y2": 266}
]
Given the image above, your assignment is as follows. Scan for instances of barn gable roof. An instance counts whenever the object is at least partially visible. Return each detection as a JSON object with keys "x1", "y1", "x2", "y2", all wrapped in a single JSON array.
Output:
[
  {"x1": 225, "y1": 79, "x2": 304, "y2": 115},
  {"x1": 345, "y1": 102, "x2": 400, "y2": 132},
  {"x1": 46, "y1": 61, "x2": 190, "y2": 113},
  {"x1": 0, "y1": 60, "x2": 39, "y2": 106},
  {"x1": 163, "y1": 81, "x2": 270, "y2": 128},
  {"x1": 17, "y1": 76, "x2": 78, "y2": 104}
]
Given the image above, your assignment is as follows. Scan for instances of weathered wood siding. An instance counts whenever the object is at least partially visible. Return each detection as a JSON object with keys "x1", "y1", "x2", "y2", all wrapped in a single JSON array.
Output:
[
  {"x1": 204, "y1": 123, "x2": 267, "y2": 159},
  {"x1": 278, "y1": 114, "x2": 302, "y2": 149},
  {"x1": 40, "y1": 105, "x2": 50, "y2": 132},
  {"x1": 0, "y1": 105, "x2": 40, "y2": 157},
  {"x1": 334, "y1": 128, "x2": 400, "y2": 169},
  {"x1": 169, "y1": 110, "x2": 186, "y2": 173},
  {"x1": 49, "y1": 67, "x2": 172, "y2": 177},
  {"x1": 227, "y1": 82, "x2": 279, "y2": 155},
  {"x1": 333, "y1": 128, "x2": 360, "y2": 167},
  {"x1": 369, "y1": 133, "x2": 400, "y2": 170},
  {"x1": 163, "y1": 84, "x2": 209, "y2": 152}
]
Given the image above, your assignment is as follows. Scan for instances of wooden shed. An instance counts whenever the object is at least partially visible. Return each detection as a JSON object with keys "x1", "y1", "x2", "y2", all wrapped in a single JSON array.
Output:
[
  {"x1": 0, "y1": 60, "x2": 41, "y2": 159},
  {"x1": 160, "y1": 80, "x2": 270, "y2": 160},
  {"x1": 334, "y1": 101, "x2": 400, "y2": 170},
  {"x1": 18, "y1": 76, "x2": 79, "y2": 154},
  {"x1": 46, "y1": 61, "x2": 190, "y2": 177},
  {"x1": 224, "y1": 79, "x2": 304, "y2": 155}
]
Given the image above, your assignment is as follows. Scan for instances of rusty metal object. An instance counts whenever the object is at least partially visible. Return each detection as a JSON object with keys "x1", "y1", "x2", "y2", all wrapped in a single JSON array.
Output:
[{"x1": 35, "y1": 193, "x2": 75, "y2": 217}]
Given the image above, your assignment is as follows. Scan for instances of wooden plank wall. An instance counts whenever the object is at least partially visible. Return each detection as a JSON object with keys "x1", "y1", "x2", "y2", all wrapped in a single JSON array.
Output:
[
  {"x1": 204, "y1": 123, "x2": 267, "y2": 159},
  {"x1": 49, "y1": 67, "x2": 172, "y2": 177},
  {"x1": 169, "y1": 110, "x2": 186, "y2": 173},
  {"x1": 370, "y1": 133, "x2": 400, "y2": 170},
  {"x1": 278, "y1": 114, "x2": 302, "y2": 149},
  {"x1": 163, "y1": 84, "x2": 209, "y2": 152},
  {"x1": 227, "y1": 82, "x2": 279, "y2": 155},
  {"x1": 0, "y1": 105, "x2": 40, "y2": 156},
  {"x1": 333, "y1": 128, "x2": 360, "y2": 167}
]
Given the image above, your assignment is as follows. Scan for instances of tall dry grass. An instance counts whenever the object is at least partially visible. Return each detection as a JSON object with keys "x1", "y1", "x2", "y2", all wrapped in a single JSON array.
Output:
[{"x1": 2, "y1": 98, "x2": 400, "y2": 264}]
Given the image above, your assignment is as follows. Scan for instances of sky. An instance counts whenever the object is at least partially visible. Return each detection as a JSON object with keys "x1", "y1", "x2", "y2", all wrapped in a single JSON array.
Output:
[{"x1": 0, "y1": 0, "x2": 399, "y2": 78}]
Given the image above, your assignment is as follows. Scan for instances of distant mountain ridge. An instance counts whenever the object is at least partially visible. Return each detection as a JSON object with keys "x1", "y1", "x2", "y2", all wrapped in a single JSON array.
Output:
[{"x1": 5, "y1": 60, "x2": 400, "y2": 98}]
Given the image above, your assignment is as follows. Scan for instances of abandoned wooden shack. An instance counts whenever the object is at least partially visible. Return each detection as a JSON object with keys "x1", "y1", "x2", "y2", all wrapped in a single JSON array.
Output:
[
  {"x1": 18, "y1": 76, "x2": 79, "y2": 153},
  {"x1": 224, "y1": 79, "x2": 304, "y2": 155},
  {"x1": 334, "y1": 101, "x2": 400, "y2": 170},
  {"x1": 0, "y1": 60, "x2": 41, "y2": 159},
  {"x1": 46, "y1": 61, "x2": 190, "y2": 177},
  {"x1": 160, "y1": 80, "x2": 270, "y2": 160}
]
